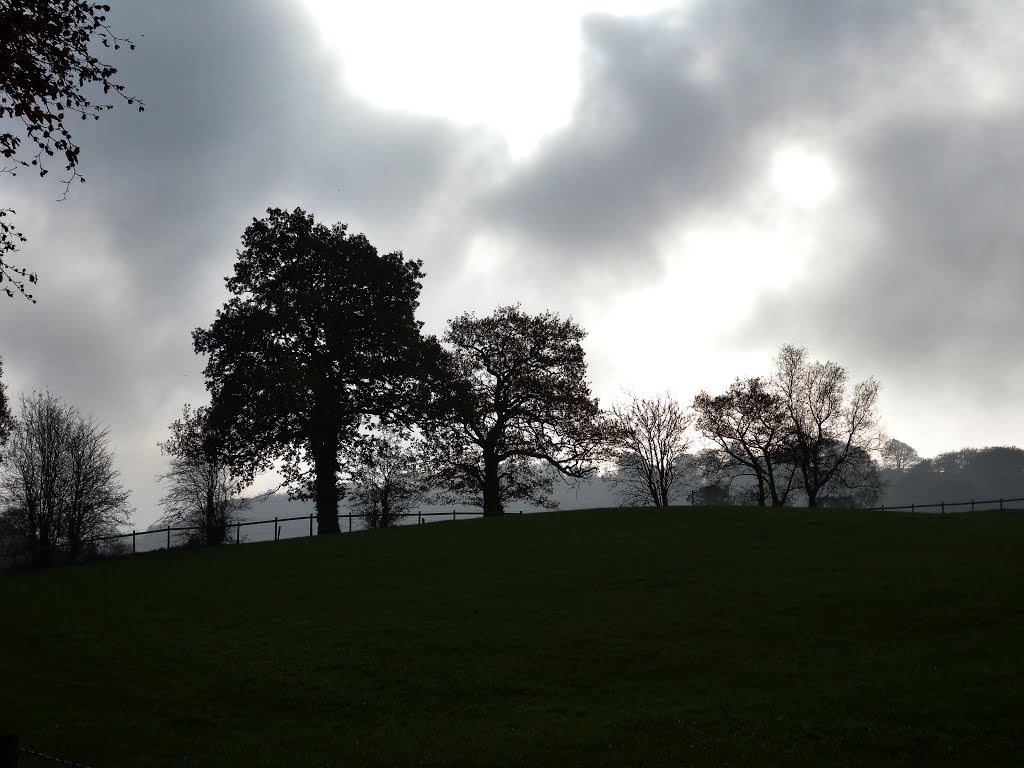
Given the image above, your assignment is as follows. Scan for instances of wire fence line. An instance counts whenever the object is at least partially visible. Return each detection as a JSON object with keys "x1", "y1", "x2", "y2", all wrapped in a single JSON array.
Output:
[
  {"x1": 867, "y1": 495, "x2": 1024, "y2": 514},
  {"x1": 89, "y1": 508, "x2": 510, "y2": 555},
  {"x1": 1, "y1": 733, "x2": 92, "y2": 768},
  {"x1": 6, "y1": 493, "x2": 1023, "y2": 565},
  {"x1": 95, "y1": 492, "x2": 1024, "y2": 555}
]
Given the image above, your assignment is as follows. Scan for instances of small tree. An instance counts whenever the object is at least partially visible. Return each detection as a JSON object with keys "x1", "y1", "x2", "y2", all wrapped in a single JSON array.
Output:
[
  {"x1": 693, "y1": 377, "x2": 797, "y2": 507},
  {"x1": 425, "y1": 306, "x2": 609, "y2": 516},
  {"x1": 881, "y1": 438, "x2": 921, "y2": 472},
  {"x1": 0, "y1": 392, "x2": 131, "y2": 564},
  {"x1": 609, "y1": 392, "x2": 693, "y2": 507},
  {"x1": 1, "y1": 1, "x2": 143, "y2": 299},
  {"x1": 157, "y1": 404, "x2": 249, "y2": 546},
  {"x1": 0, "y1": 356, "x2": 11, "y2": 446},
  {"x1": 343, "y1": 431, "x2": 428, "y2": 529},
  {"x1": 774, "y1": 345, "x2": 884, "y2": 507}
]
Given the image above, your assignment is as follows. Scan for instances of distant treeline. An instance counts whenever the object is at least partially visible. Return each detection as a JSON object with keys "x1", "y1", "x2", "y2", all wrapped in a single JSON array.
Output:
[{"x1": 880, "y1": 445, "x2": 1024, "y2": 506}]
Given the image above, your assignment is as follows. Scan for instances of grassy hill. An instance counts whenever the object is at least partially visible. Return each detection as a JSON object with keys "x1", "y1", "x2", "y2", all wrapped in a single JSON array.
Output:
[{"x1": 2, "y1": 506, "x2": 1022, "y2": 767}]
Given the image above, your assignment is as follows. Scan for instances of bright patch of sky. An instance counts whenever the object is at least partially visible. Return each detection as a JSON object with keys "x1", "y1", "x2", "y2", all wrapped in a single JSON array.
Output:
[
  {"x1": 300, "y1": 0, "x2": 683, "y2": 158},
  {"x1": 298, "y1": 0, "x2": 845, "y2": 406}
]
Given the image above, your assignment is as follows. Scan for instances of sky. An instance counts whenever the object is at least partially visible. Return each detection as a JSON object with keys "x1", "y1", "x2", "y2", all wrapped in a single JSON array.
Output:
[{"x1": 3, "y1": 0, "x2": 1023, "y2": 526}]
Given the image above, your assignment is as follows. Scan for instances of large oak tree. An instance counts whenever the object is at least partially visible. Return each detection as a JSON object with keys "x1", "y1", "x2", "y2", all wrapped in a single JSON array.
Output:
[
  {"x1": 426, "y1": 305, "x2": 608, "y2": 516},
  {"x1": 193, "y1": 207, "x2": 440, "y2": 534}
]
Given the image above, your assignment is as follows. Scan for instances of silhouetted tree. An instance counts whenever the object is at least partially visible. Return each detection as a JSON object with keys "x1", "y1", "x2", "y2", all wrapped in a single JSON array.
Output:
[
  {"x1": 156, "y1": 404, "x2": 249, "y2": 546},
  {"x1": 0, "y1": 392, "x2": 131, "y2": 563},
  {"x1": 881, "y1": 438, "x2": 920, "y2": 471},
  {"x1": 774, "y1": 345, "x2": 883, "y2": 507},
  {"x1": 0, "y1": 356, "x2": 11, "y2": 446},
  {"x1": 1, "y1": 1, "x2": 143, "y2": 300},
  {"x1": 342, "y1": 431, "x2": 427, "y2": 529},
  {"x1": 193, "y1": 208, "x2": 441, "y2": 535},
  {"x1": 609, "y1": 392, "x2": 693, "y2": 506},
  {"x1": 426, "y1": 306, "x2": 608, "y2": 516},
  {"x1": 693, "y1": 377, "x2": 797, "y2": 507},
  {"x1": 816, "y1": 442, "x2": 885, "y2": 508}
]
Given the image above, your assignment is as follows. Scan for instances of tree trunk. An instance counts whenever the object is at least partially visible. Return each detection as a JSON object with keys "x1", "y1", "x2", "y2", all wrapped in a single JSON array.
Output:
[
  {"x1": 312, "y1": 433, "x2": 341, "y2": 534},
  {"x1": 482, "y1": 448, "x2": 504, "y2": 517}
]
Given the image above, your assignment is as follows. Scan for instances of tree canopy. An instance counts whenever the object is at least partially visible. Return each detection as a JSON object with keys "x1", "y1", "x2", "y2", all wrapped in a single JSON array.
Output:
[
  {"x1": 1, "y1": 0, "x2": 143, "y2": 300},
  {"x1": 193, "y1": 207, "x2": 441, "y2": 534},
  {"x1": 693, "y1": 347, "x2": 883, "y2": 508},
  {"x1": 426, "y1": 305, "x2": 608, "y2": 516}
]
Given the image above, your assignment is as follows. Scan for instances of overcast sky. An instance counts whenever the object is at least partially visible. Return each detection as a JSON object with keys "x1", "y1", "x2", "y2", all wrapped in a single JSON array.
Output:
[{"x1": 4, "y1": 0, "x2": 1023, "y2": 525}]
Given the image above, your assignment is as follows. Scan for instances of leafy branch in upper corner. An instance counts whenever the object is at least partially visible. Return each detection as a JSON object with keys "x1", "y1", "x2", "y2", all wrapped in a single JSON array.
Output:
[{"x1": 0, "y1": 1, "x2": 145, "y2": 300}]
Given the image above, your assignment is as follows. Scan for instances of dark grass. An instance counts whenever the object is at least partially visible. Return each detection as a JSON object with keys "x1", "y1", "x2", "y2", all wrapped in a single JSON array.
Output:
[{"x1": 2, "y1": 506, "x2": 1023, "y2": 767}]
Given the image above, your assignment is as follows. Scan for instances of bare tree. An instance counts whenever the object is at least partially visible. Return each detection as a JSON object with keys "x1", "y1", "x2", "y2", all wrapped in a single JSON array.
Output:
[
  {"x1": 0, "y1": 392, "x2": 131, "y2": 563},
  {"x1": 609, "y1": 392, "x2": 693, "y2": 506},
  {"x1": 63, "y1": 412, "x2": 132, "y2": 557},
  {"x1": 774, "y1": 345, "x2": 884, "y2": 507},
  {"x1": 342, "y1": 431, "x2": 428, "y2": 529},
  {"x1": 157, "y1": 404, "x2": 249, "y2": 546},
  {"x1": 881, "y1": 438, "x2": 921, "y2": 472},
  {"x1": 692, "y1": 377, "x2": 797, "y2": 507}
]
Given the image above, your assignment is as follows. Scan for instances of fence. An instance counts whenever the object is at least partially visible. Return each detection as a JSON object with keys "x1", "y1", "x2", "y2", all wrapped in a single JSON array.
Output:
[
  {"x1": 1, "y1": 733, "x2": 90, "y2": 768},
  {"x1": 88, "y1": 508, "x2": 513, "y2": 556},
  {"x1": 867, "y1": 495, "x2": 1024, "y2": 513}
]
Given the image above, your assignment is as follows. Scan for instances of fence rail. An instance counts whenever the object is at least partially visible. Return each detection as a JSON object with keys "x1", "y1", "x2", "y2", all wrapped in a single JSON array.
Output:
[
  {"x1": 87, "y1": 508, "x2": 506, "y2": 555},
  {"x1": 1, "y1": 733, "x2": 91, "y2": 768},
  {"x1": 868, "y1": 495, "x2": 1024, "y2": 513}
]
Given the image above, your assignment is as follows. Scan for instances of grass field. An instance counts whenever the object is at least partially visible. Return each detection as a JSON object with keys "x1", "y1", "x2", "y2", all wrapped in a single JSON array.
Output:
[{"x1": 2, "y1": 506, "x2": 1023, "y2": 767}]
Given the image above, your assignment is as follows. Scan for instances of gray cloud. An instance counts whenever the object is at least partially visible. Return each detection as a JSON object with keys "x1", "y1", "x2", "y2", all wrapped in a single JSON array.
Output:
[
  {"x1": 476, "y1": 0, "x2": 966, "y2": 282},
  {"x1": 4, "y1": 0, "x2": 1023, "y2": 524},
  {"x1": 2, "y1": 0, "x2": 500, "y2": 521}
]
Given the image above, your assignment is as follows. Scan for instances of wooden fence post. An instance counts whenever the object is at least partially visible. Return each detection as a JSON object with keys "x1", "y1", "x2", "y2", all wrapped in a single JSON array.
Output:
[
  {"x1": 236, "y1": 522, "x2": 240, "y2": 544},
  {"x1": 274, "y1": 517, "x2": 278, "y2": 541},
  {"x1": 348, "y1": 513, "x2": 352, "y2": 533},
  {"x1": 132, "y1": 529, "x2": 136, "y2": 554},
  {"x1": 166, "y1": 526, "x2": 171, "y2": 549},
  {"x1": 0, "y1": 732, "x2": 18, "y2": 768},
  {"x1": 309, "y1": 514, "x2": 313, "y2": 537}
]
